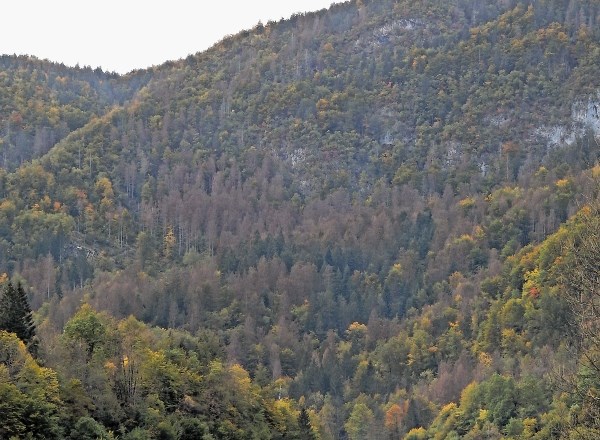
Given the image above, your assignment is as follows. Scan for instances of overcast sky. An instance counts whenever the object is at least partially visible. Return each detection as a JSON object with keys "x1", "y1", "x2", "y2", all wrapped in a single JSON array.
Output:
[{"x1": 1, "y1": 1, "x2": 337, "y2": 74}]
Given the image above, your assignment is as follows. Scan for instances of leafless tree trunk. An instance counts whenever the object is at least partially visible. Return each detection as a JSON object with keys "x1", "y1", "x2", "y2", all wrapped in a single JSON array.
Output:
[{"x1": 556, "y1": 207, "x2": 600, "y2": 439}]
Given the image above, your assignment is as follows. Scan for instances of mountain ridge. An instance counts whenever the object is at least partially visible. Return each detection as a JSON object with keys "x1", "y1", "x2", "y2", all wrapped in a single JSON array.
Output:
[{"x1": 1, "y1": 0, "x2": 600, "y2": 438}]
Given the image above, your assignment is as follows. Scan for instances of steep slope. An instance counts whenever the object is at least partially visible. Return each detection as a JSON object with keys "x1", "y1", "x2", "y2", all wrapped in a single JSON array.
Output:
[
  {"x1": 1, "y1": 0, "x2": 600, "y2": 438},
  {"x1": 0, "y1": 55, "x2": 152, "y2": 169},
  {"x1": 2, "y1": 0, "x2": 598, "y2": 289}
]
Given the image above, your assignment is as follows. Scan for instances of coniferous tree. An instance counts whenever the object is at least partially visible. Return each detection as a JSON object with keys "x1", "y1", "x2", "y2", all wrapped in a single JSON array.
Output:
[
  {"x1": 297, "y1": 407, "x2": 317, "y2": 440},
  {"x1": 0, "y1": 281, "x2": 37, "y2": 353}
]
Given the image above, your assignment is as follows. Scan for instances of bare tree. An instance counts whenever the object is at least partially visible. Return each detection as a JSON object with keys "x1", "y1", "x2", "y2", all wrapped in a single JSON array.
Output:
[{"x1": 557, "y1": 206, "x2": 600, "y2": 439}]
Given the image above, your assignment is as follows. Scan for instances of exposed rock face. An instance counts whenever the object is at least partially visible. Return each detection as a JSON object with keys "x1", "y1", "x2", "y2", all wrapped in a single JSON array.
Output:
[{"x1": 534, "y1": 94, "x2": 600, "y2": 151}]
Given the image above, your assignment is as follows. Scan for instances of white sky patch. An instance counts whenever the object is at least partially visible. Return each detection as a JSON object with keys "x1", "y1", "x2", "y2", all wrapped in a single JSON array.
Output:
[{"x1": 1, "y1": 0, "x2": 337, "y2": 73}]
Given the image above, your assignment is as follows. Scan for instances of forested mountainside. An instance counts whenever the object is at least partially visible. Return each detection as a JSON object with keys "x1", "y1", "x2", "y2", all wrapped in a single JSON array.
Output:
[
  {"x1": 0, "y1": 55, "x2": 156, "y2": 170},
  {"x1": 1, "y1": 0, "x2": 600, "y2": 438}
]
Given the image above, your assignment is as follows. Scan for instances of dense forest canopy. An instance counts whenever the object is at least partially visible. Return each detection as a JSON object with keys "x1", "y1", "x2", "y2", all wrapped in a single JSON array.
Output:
[{"x1": 1, "y1": 0, "x2": 600, "y2": 438}]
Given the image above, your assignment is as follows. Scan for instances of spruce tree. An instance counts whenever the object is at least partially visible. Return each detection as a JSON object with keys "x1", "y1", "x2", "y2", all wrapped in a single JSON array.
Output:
[
  {"x1": 297, "y1": 407, "x2": 316, "y2": 440},
  {"x1": 0, "y1": 281, "x2": 36, "y2": 352}
]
